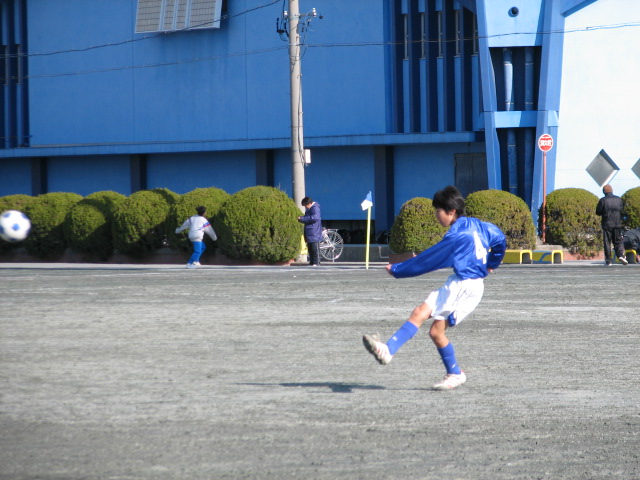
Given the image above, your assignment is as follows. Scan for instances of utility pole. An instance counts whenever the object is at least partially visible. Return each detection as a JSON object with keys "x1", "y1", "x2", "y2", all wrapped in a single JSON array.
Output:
[
  {"x1": 288, "y1": 0, "x2": 306, "y2": 212},
  {"x1": 284, "y1": 0, "x2": 322, "y2": 211},
  {"x1": 279, "y1": 3, "x2": 318, "y2": 212}
]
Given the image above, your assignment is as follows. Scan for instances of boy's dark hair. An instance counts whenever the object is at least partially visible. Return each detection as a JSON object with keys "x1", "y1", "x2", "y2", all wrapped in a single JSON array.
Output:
[
  {"x1": 432, "y1": 185, "x2": 465, "y2": 216},
  {"x1": 196, "y1": 205, "x2": 207, "y2": 216},
  {"x1": 301, "y1": 196, "x2": 313, "y2": 207}
]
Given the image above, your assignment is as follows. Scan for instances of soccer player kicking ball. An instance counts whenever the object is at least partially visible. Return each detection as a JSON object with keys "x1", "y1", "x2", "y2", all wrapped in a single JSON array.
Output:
[{"x1": 363, "y1": 186, "x2": 506, "y2": 390}]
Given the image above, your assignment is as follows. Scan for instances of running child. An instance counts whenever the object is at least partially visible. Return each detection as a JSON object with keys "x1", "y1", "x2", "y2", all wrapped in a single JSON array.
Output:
[
  {"x1": 175, "y1": 206, "x2": 218, "y2": 268},
  {"x1": 363, "y1": 185, "x2": 506, "y2": 390}
]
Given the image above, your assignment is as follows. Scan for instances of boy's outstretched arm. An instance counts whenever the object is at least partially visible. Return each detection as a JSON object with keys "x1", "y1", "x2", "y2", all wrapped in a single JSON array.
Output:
[{"x1": 385, "y1": 239, "x2": 454, "y2": 279}]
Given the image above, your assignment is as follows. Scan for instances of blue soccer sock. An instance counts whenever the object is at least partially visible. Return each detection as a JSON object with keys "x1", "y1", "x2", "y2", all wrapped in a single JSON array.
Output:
[
  {"x1": 437, "y1": 342, "x2": 462, "y2": 375},
  {"x1": 386, "y1": 321, "x2": 419, "y2": 355}
]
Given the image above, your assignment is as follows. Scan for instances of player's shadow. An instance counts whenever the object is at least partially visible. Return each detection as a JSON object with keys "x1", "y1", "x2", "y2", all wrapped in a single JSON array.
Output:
[
  {"x1": 239, "y1": 382, "x2": 385, "y2": 393},
  {"x1": 280, "y1": 382, "x2": 386, "y2": 393}
]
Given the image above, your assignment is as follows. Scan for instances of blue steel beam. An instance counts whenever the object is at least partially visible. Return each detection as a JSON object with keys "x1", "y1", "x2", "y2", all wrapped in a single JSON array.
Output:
[
  {"x1": 532, "y1": 0, "x2": 565, "y2": 219},
  {"x1": 561, "y1": 0, "x2": 598, "y2": 16},
  {"x1": 474, "y1": 0, "x2": 501, "y2": 190}
]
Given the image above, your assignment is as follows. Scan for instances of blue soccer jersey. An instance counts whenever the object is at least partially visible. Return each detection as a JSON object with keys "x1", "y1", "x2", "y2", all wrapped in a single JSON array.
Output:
[{"x1": 389, "y1": 216, "x2": 506, "y2": 280}]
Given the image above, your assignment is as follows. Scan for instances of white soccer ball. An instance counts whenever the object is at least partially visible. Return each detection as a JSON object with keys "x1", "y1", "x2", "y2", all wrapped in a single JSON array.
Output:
[{"x1": 0, "y1": 210, "x2": 31, "y2": 242}]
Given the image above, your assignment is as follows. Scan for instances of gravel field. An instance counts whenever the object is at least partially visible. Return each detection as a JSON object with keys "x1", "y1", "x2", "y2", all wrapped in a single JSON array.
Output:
[{"x1": 1, "y1": 262, "x2": 639, "y2": 479}]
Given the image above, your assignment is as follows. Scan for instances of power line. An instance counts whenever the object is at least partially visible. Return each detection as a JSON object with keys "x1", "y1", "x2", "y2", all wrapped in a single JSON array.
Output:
[
  {"x1": 6, "y1": 19, "x2": 640, "y2": 80},
  {"x1": 23, "y1": 46, "x2": 287, "y2": 79},
  {"x1": 4, "y1": 15, "x2": 639, "y2": 61}
]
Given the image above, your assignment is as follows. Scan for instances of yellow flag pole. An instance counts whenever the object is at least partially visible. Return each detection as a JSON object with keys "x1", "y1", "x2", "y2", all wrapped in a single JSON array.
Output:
[{"x1": 365, "y1": 206, "x2": 371, "y2": 269}]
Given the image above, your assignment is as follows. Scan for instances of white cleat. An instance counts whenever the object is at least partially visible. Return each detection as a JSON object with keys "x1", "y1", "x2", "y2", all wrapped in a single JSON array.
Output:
[
  {"x1": 362, "y1": 334, "x2": 393, "y2": 365},
  {"x1": 432, "y1": 371, "x2": 467, "y2": 390}
]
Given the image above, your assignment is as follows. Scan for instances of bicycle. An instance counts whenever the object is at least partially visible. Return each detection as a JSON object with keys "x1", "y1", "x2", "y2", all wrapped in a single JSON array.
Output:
[{"x1": 319, "y1": 228, "x2": 344, "y2": 262}]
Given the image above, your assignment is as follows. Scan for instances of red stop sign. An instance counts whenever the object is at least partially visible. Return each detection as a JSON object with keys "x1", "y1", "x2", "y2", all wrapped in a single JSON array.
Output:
[{"x1": 538, "y1": 134, "x2": 553, "y2": 152}]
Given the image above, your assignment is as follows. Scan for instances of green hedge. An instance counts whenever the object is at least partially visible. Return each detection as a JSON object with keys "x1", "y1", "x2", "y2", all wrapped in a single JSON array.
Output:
[
  {"x1": 112, "y1": 188, "x2": 179, "y2": 258},
  {"x1": 169, "y1": 187, "x2": 229, "y2": 251},
  {"x1": 4, "y1": 184, "x2": 636, "y2": 263},
  {"x1": 23, "y1": 192, "x2": 83, "y2": 259},
  {"x1": 215, "y1": 186, "x2": 301, "y2": 263},
  {"x1": 389, "y1": 197, "x2": 447, "y2": 254},
  {"x1": 64, "y1": 191, "x2": 126, "y2": 260},
  {"x1": 465, "y1": 189, "x2": 536, "y2": 250},
  {"x1": 540, "y1": 188, "x2": 600, "y2": 257},
  {"x1": 622, "y1": 186, "x2": 640, "y2": 228}
]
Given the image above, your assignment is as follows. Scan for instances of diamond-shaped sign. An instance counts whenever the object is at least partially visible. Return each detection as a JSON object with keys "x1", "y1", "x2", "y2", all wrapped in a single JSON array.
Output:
[
  {"x1": 586, "y1": 149, "x2": 619, "y2": 187},
  {"x1": 632, "y1": 158, "x2": 640, "y2": 181}
]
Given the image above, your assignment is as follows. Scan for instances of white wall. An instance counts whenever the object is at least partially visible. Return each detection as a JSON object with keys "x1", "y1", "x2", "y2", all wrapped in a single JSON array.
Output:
[{"x1": 556, "y1": 0, "x2": 640, "y2": 197}]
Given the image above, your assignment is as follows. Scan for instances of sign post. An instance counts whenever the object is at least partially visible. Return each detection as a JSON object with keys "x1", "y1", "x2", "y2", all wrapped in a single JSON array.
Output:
[
  {"x1": 538, "y1": 134, "x2": 554, "y2": 243},
  {"x1": 360, "y1": 192, "x2": 373, "y2": 269}
]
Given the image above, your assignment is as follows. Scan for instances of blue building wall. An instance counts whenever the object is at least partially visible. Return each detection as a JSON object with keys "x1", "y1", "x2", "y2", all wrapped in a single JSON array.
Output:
[
  {"x1": 394, "y1": 142, "x2": 486, "y2": 205},
  {"x1": 147, "y1": 151, "x2": 257, "y2": 194},
  {"x1": 302, "y1": 147, "x2": 375, "y2": 220},
  {"x1": 0, "y1": 159, "x2": 31, "y2": 194},
  {"x1": 0, "y1": 0, "x2": 602, "y2": 235},
  {"x1": 47, "y1": 156, "x2": 132, "y2": 195},
  {"x1": 25, "y1": 0, "x2": 391, "y2": 147}
]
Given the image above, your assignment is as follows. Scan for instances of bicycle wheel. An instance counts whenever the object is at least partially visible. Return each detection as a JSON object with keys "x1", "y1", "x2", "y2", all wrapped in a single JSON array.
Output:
[{"x1": 320, "y1": 230, "x2": 344, "y2": 261}]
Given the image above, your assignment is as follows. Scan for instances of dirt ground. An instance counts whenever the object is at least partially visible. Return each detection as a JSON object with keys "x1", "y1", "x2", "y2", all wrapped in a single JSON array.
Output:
[{"x1": 0, "y1": 261, "x2": 639, "y2": 479}]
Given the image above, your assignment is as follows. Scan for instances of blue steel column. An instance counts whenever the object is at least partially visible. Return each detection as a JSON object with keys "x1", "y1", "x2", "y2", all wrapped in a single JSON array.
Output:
[
  {"x1": 453, "y1": 4, "x2": 463, "y2": 132},
  {"x1": 419, "y1": 0, "x2": 429, "y2": 133},
  {"x1": 523, "y1": 47, "x2": 535, "y2": 203},
  {"x1": 419, "y1": 5, "x2": 428, "y2": 133},
  {"x1": 401, "y1": 0, "x2": 411, "y2": 133},
  {"x1": 435, "y1": 0, "x2": 446, "y2": 132},
  {"x1": 474, "y1": 0, "x2": 501, "y2": 190},
  {"x1": 471, "y1": 12, "x2": 480, "y2": 132},
  {"x1": 532, "y1": 0, "x2": 565, "y2": 219},
  {"x1": 1, "y1": 1, "x2": 11, "y2": 149},
  {"x1": 503, "y1": 47, "x2": 518, "y2": 194},
  {"x1": 15, "y1": 0, "x2": 28, "y2": 147}
]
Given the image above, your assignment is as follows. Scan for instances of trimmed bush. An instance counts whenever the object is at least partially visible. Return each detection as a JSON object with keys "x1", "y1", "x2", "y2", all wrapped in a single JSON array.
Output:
[
  {"x1": 540, "y1": 188, "x2": 600, "y2": 257},
  {"x1": 112, "y1": 188, "x2": 178, "y2": 258},
  {"x1": 23, "y1": 192, "x2": 83, "y2": 259},
  {"x1": 465, "y1": 189, "x2": 536, "y2": 250},
  {"x1": 169, "y1": 187, "x2": 229, "y2": 251},
  {"x1": 0, "y1": 194, "x2": 36, "y2": 253},
  {"x1": 215, "y1": 186, "x2": 301, "y2": 263},
  {"x1": 622, "y1": 186, "x2": 640, "y2": 228},
  {"x1": 64, "y1": 191, "x2": 126, "y2": 260},
  {"x1": 389, "y1": 197, "x2": 447, "y2": 254},
  {"x1": 0, "y1": 193, "x2": 34, "y2": 212}
]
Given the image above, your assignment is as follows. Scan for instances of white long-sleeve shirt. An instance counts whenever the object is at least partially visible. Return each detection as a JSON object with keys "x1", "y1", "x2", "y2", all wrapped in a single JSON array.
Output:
[{"x1": 176, "y1": 215, "x2": 217, "y2": 242}]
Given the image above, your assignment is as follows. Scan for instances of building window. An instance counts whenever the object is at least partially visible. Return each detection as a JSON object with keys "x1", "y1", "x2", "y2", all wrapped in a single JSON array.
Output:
[
  {"x1": 403, "y1": 14, "x2": 409, "y2": 60},
  {"x1": 420, "y1": 13, "x2": 426, "y2": 60},
  {"x1": 437, "y1": 11, "x2": 443, "y2": 57},
  {"x1": 135, "y1": 0, "x2": 223, "y2": 33}
]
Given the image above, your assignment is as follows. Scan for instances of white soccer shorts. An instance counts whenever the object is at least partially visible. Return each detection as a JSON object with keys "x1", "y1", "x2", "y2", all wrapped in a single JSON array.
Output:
[{"x1": 425, "y1": 274, "x2": 484, "y2": 326}]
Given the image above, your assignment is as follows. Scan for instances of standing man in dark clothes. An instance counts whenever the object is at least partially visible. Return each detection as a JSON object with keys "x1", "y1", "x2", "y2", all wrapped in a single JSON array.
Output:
[
  {"x1": 596, "y1": 184, "x2": 627, "y2": 265},
  {"x1": 298, "y1": 197, "x2": 322, "y2": 266}
]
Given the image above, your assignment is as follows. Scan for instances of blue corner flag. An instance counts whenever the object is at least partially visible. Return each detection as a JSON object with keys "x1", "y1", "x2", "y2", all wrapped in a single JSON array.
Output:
[{"x1": 361, "y1": 191, "x2": 373, "y2": 211}]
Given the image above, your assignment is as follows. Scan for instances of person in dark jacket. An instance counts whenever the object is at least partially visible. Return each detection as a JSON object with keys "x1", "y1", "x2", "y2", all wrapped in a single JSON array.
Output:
[
  {"x1": 623, "y1": 228, "x2": 640, "y2": 263},
  {"x1": 595, "y1": 184, "x2": 627, "y2": 265},
  {"x1": 298, "y1": 197, "x2": 322, "y2": 266}
]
